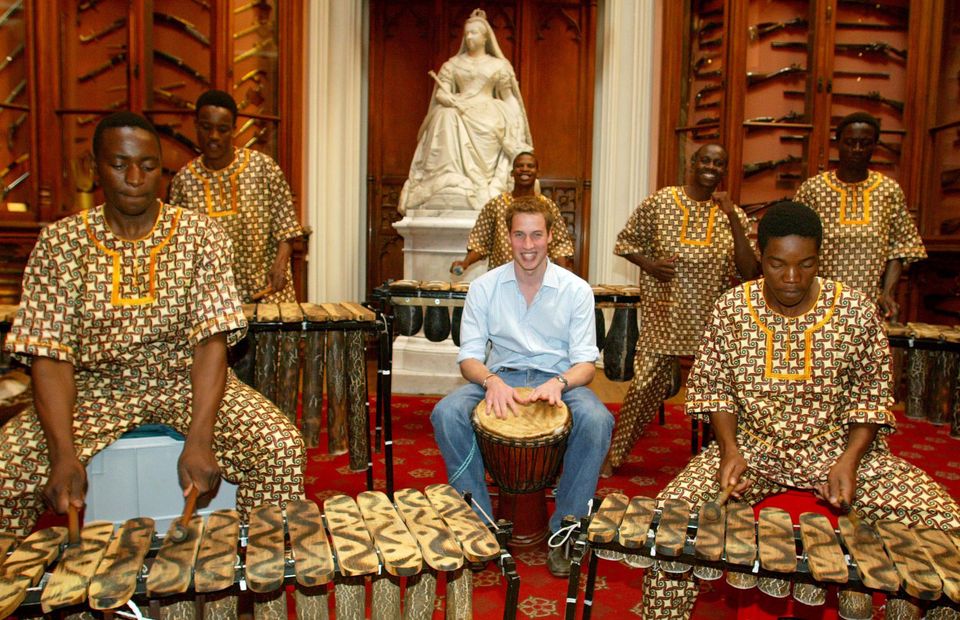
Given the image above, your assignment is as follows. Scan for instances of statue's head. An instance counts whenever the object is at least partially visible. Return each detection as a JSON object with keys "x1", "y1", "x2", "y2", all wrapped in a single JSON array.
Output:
[{"x1": 463, "y1": 9, "x2": 495, "y2": 55}]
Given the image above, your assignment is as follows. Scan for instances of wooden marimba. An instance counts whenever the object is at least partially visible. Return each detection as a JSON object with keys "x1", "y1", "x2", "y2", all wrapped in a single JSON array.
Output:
[
  {"x1": 562, "y1": 493, "x2": 960, "y2": 620},
  {"x1": 887, "y1": 323, "x2": 960, "y2": 437},
  {"x1": 5, "y1": 484, "x2": 521, "y2": 620},
  {"x1": 237, "y1": 301, "x2": 394, "y2": 493}
]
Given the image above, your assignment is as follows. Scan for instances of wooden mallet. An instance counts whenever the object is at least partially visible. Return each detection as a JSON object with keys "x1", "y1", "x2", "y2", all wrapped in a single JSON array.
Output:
[
  {"x1": 840, "y1": 499, "x2": 876, "y2": 542},
  {"x1": 250, "y1": 287, "x2": 274, "y2": 302},
  {"x1": 167, "y1": 486, "x2": 199, "y2": 543},
  {"x1": 67, "y1": 503, "x2": 81, "y2": 546},
  {"x1": 701, "y1": 484, "x2": 734, "y2": 522}
]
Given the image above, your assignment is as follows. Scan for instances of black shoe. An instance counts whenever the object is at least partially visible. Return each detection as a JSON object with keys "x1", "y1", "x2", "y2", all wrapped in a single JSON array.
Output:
[{"x1": 546, "y1": 546, "x2": 571, "y2": 578}]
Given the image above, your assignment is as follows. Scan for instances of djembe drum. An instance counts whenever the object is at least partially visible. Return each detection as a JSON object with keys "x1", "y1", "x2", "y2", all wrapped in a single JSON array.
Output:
[{"x1": 472, "y1": 386, "x2": 572, "y2": 547}]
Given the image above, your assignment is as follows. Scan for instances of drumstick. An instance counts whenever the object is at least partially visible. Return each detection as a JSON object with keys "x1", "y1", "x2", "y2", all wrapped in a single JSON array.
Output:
[
  {"x1": 250, "y1": 286, "x2": 274, "y2": 302},
  {"x1": 67, "y1": 503, "x2": 81, "y2": 546},
  {"x1": 701, "y1": 484, "x2": 734, "y2": 522},
  {"x1": 168, "y1": 486, "x2": 199, "y2": 543}
]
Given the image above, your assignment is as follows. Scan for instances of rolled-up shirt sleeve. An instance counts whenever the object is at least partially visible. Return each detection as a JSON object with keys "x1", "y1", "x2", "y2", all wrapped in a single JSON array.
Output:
[
  {"x1": 567, "y1": 281, "x2": 599, "y2": 365},
  {"x1": 456, "y1": 282, "x2": 490, "y2": 364}
]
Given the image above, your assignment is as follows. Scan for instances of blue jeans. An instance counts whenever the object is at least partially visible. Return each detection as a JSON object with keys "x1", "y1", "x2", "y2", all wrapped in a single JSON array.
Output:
[{"x1": 430, "y1": 369, "x2": 613, "y2": 532}]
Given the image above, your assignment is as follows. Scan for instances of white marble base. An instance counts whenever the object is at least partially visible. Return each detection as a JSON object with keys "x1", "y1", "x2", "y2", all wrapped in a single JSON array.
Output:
[
  {"x1": 393, "y1": 207, "x2": 486, "y2": 284},
  {"x1": 391, "y1": 334, "x2": 467, "y2": 395},
  {"x1": 391, "y1": 206, "x2": 488, "y2": 395}
]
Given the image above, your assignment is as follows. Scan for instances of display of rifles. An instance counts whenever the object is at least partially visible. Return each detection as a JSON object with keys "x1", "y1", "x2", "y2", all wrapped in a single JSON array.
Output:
[
  {"x1": 79, "y1": 17, "x2": 126, "y2": 44},
  {"x1": 154, "y1": 49, "x2": 210, "y2": 85},
  {"x1": 234, "y1": 0, "x2": 272, "y2": 16},
  {"x1": 78, "y1": 52, "x2": 126, "y2": 82},
  {"x1": 77, "y1": 0, "x2": 105, "y2": 13},
  {"x1": 154, "y1": 88, "x2": 194, "y2": 111},
  {"x1": 154, "y1": 12, "x2": 210, "y2": 47},
  {"x1": 0, "y1": 153, "x2": 27, "y2": 178},
  {"x1": 76, "y1": 98, "x2": 127, "y2": 126},
  {"x1": 743, "y1": 154, "x2": 801, "y2": 178},
  {"x1": 834, "y1": 69, "x2": 891, "y2": 80},
  {"x1": 838, "y1": 0, "x2": 908, "y2": 21},
  {"x1": 836, "y1": 21, "x2": 906, "y2": 31},
  {"x1": 0, "y1": 42, "x2": 24, "y2": 72},
  {"x1": 748, "y1": 17, "x2": 808, "y2": 40},
  {"x1": 745, "y1": 110, "x2": 806, "y2": 125},
  {"x1": 3, "y1": 77, "x2": 25, "y2": 105},
  {"x1": 154, "y1": 123, "x2": 200, "y2": 153},
  {"x1": 234, "y1": 37, "x2": 276, "y2": 63},
  {"x1": 942, "y1": 168, "x2": 960, "y2": 190},
  {"x1": 746, "y1": 63, "x2": 806, "y2": 87},
  {"x1": 0, "y1": 0, "x2": 23, "y2": 27},
  {"x1": 7, "y1": 111, "x2": 26, "y2": 149},
  {"x1": 694, "y1": 83, "x2": 722, "y2": 108},
  {"x1": 784, "y1": 89, "x2": 903, "y2": 113},
  {"x1": 697, "y1": 21, "x2": 723, "y2": 39},
  {"x1": 234, "y1": 68, "x2": 267, "y2": 89},
  {"x1": 233, "y1": 21, "x2": 274, "y2": 40},
  {"x1": 2, "y1": 170, "x2": 28, "y2": 198},
  {"x1": 835, "y1": 42, "x2": 907, "y2": 61}
]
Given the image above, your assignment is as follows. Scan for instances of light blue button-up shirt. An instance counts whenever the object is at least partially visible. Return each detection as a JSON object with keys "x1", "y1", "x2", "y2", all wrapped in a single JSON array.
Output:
[{"x1": 457, "y1": 261, "x2": 599, "y2": 373}]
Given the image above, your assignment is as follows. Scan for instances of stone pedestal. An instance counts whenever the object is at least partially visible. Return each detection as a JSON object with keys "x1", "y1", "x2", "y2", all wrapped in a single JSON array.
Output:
[{"x1": 391, "y1": 206, "x2": 486, "y2": 394}]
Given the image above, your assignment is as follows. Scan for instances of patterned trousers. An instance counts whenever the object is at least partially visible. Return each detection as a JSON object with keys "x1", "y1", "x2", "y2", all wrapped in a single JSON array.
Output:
[
  {"x1": 641, "y1": 444, "x2": 960, "y2": 619},
  {"x1": 0, "y1": 373, "x2": 305, "y2": 539},
  {"x1": 607, "y1": 351, "x2": 676, "y2": 469}
]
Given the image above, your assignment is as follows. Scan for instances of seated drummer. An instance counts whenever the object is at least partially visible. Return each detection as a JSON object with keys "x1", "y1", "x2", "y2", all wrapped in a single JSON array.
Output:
[
  {"x1": 640, "y1": 201, "x2": 960, "y2": 618},
  {"x1": 432, "y1": 195, "x2": 613, "y2": 578},
  {"x1": 0, "y1": 112, "x2": 305, "y2": 540}
]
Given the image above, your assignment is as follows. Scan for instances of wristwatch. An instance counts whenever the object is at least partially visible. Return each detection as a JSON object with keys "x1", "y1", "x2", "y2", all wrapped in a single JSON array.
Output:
[{"x1": 555, "y1": 374, "x2": 569, "y2": 387}]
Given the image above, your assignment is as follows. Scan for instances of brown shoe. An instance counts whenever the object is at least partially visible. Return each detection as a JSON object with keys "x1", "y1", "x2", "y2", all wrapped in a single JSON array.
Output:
[{"x1": 546, "y1": 546, "x2": 571, "y2": 578}]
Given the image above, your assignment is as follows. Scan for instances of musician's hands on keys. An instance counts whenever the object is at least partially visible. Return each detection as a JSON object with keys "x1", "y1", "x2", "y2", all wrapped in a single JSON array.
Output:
[
  {"x1": 641, "y1": 254, "x2": 679, "y2": 282},
  {"x1": 527, "y1": 378, "x2": 564, "y2": 407},
  {"x1": 44, "y1": 456, "x2": 87, "y2": 515},
  {"x1": 482, "y1": 375, "x2": 522, "y2": 419},
  {"x1": 717, "y1": 450, "x2": 752, "y2": 498},
  {"x1": 178, "y1": 442, "x2": 221, "y2": 497},
  {"x1": 819, "y1": 456, "x2": 858, "y2": 509},
  {"x1": 267, "y1": 259, "x2": 288, "y2": 294},
  {"x1": 877, "y1": 293, "x2": 899, "y2": 321}
]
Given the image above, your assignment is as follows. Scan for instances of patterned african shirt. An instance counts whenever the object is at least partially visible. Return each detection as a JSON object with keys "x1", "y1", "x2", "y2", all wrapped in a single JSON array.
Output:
[
  {"x1": 686, "y1": 277, "x2": 895, "y2": 488},
  {"x1": 614, "y1": 186, "x2": 754, "y2": 356},
  {"x1": 6, "y1": 203, "x2": 246, "y2": 388},
  {"x1": 795, "y1": 170, "x2": 926, "y2": 297},
  {"x1": 169, "y1": 148, "x2": 304, "y2": 303},
  {"x1": 466, "y1": 192, "x2": 574, "y2": 269}
]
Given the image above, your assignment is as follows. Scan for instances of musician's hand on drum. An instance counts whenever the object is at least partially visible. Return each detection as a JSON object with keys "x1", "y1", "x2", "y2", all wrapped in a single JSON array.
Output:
[
  {"x1": 717, "y1": 451, "x2": 752, "y2": 498},
  {"x1": 44, "y1": 456, "x2": 86, "y2": 515},
  {"x1": 822, "y1": 457, "x2": 858, "y2": 509},
  {"x1": 642, "y1": 255, "x2": 679, "y2": 282},
  {"x1": 178, "y1": 442, "x2": 221, "y2": 496},
  {"x1": 528, "y1": 379, "x2": 564, "y2": 407},
  {"x1": 483, "y1": 376, "x2": 521, "y2": 419}
]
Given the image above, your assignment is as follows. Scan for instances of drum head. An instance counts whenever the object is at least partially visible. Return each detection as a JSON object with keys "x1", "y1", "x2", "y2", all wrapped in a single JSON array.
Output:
[{"x1": 472, "y1": 386, "x2": 571, "y2": 440}]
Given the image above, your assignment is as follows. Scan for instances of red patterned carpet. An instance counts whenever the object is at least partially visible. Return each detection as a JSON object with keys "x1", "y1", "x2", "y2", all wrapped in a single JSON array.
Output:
[{"x1": 303, "y1": 395, "x2": 960, "y2": 620}]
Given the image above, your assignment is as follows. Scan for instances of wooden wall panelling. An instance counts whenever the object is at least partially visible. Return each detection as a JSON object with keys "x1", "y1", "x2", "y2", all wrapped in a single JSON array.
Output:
[
  {"x1": 2, "y1": 0, "x2": 306, "y2": 301},
  {"x1": 655, "y1": 1, "x2": 686, "y2": 188},
  {"x1": 366, "y1": 0, "x2": 434, "y2": 295}
]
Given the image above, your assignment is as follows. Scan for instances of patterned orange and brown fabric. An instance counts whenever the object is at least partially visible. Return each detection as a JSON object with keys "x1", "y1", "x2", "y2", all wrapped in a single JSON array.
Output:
[
  {"x1": 686, "y1": 277, "x2": 895, "y2": 488},
  {"x1": 0, "y1": 203, "x2": 304, "y2": 539},
  {"x1": 795, "y1": 170, "x2": 926, "y2": 297},
  {"x1": 169, "y1": 147, "x2": 304, "y2": 303},
  {"x1": 466, "y1": 192, "x2": 574, "y2": 269},
  {"x1": 614, "y1": 186, "x2": 754, "y2": 357}
]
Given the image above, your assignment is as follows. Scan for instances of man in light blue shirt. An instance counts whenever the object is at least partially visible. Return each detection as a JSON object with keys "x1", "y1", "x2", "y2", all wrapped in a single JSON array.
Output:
[{"x1": 431, "y1": 196, "x2": 613, "y2": 577}]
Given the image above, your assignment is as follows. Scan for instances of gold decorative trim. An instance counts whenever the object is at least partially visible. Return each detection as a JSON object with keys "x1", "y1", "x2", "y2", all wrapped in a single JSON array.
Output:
[{"x1": 671, "y1": 187, "x2": 716, "y2": 246}]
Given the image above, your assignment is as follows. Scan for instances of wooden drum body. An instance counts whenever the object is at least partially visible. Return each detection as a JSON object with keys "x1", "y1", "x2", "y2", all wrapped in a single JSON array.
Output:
[{"x1": 472, "y1": 387, "x2": 572, "y2": 547}]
